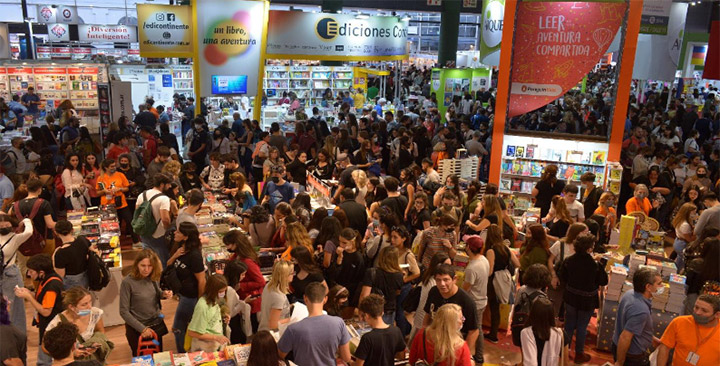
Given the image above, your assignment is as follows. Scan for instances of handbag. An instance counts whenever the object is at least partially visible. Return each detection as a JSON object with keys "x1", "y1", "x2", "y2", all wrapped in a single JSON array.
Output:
[
  {"x1": 402, "y1": 285, "x2": 422, "y2": 313},
  {"x1": 145, "y1": 317, "x2": 168, "y2": 337}
]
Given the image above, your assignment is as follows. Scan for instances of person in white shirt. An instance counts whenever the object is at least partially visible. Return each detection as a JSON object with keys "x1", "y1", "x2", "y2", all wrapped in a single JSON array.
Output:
[
  {"x1": 421, "y1": 158, "x2": 441, "y2": 185},
  {"x1": 135, "y1": 173, "x2": 173, "y2": 267},
  {"x1": 544, "y1": 184, "x2": 584, "y2": 224},
  {"x1": 0, "y1": 215, "x2": 33, "y2": 335},
  {"x1": 462, "y1": 236, "x2": 490, "y2": 364}
]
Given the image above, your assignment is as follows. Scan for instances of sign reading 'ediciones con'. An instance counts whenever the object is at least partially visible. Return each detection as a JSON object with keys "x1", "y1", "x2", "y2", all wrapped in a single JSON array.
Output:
[
  {"x1": 137, "y1": 4, "x2": 193, "y2": 57},
  {"x1": 266, "y1": 11, "x2": 409, "y2": 60}
]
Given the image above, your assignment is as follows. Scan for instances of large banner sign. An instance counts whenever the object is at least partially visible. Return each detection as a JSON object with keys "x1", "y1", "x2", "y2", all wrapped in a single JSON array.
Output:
[
  {"x1": 197, "y1": 0, "x2": 266, "y2": 96},
  {"x1": 78, "y1": 25, "x2": 138, "y2": 43},
  {"x1": 266, "y1": 11, "x2": 408, "y2": 60},
  {"x1": 640, "y1": 0, "x2": 672, "y2": 35},
  {"x1": 633, "y1": 2, "x2": 687, "y2": 81},
  {"x1": 508, "y1": 1, "x2": 626, "y2": 118},
  {"x1": 480, "y1": 0, "x2": 504, "y2": 66},
  {"x1": 137, "y1": 4, "x2": 193, "y2": 57}
]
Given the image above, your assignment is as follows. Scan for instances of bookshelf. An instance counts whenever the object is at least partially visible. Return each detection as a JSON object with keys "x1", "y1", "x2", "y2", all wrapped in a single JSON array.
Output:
[{"x1": 264, "y1": 65, "x2": 353, "y2": 106}]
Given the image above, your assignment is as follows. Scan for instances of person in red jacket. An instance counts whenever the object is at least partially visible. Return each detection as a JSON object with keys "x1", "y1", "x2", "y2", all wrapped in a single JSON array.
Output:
[{"x1": 223, "y1": 230, "x2": 265, "y2": 332}]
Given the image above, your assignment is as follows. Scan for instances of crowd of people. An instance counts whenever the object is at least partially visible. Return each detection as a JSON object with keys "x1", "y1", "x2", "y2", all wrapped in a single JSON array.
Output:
[{"x1": 0, "y1": 65, "x2": 719, "y2": 366}]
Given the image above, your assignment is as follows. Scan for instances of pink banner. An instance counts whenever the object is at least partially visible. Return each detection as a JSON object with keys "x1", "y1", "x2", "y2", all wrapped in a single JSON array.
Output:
[{"x1": 508, "y1": 1, "x2": 627, "y2": 118}]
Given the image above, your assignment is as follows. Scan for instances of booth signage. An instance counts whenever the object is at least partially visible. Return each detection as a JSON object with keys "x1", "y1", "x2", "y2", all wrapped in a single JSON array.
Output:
[
  {"x1": 47, "y1": 23, "x2": 70, "y2": 42},
  {"x1": 508, "y1": 1, "x2": 626, "y2": 118},
  {"x1": 0, "y1": 24, "x2": 9, "y2": 59},
  {"x1": 36, "y1": 5, "x2": 78, "y2": 24},
  {"x1": 633, "y1": 2, "x2": 687, "y2": 81},
  {"x1": 137, "y1": 4, "x2": 193, "y2": 57},
  {"x1": 196, "y1": 0, "x2": 266, "y2": 96},
  {"x1": 480, "y1": 0, "x2": 504, "y2": 66},
  {"x1": 640, "y1": 0, "x2": 672, "y2": 35},
  {"x1": 78, "y1": 25, "x2": 138, "y2": 43},
  {"x1": 266, "y1": 11, "x2": 409, "y2": 60}
]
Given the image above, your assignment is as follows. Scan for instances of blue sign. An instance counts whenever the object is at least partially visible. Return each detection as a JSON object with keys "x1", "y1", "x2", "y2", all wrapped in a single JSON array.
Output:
[
  {"x1": 211, "y1": 75, "x2": 248, "y2": 95},
  {"x1": 162, "y1": 74, "x2": 172, "y2": 88}
]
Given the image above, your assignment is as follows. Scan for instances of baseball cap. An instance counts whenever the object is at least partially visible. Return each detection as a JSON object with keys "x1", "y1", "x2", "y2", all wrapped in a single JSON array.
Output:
[{"x1": 465, "y1": 236, "x2": 484, "y2": 253}]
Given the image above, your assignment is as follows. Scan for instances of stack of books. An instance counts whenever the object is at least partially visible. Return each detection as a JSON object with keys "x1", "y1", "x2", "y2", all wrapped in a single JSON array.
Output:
[
  {"x1": 607, "y1": 266, "x2": 628, "y2": 301},
  {"x1": 666, "y1": 274, "x2": 687, "y2": 314},
  {"x1": 622, "y1": 280, "x2": 634, "y2": 295},
  {"x1": 629, "y1": 254, "x2": 646, "y2": 276},
  {"x1": 661, "y1": 262, "x2": 677, "y2": 279}
]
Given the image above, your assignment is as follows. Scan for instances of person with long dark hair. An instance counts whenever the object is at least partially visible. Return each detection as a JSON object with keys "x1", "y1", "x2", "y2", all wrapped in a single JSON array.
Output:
[
  {"x1": 533, "y1": 164, "x2": 566, "y2": 218},
  {"x1": 327, "y1": 228, "x2": 365, "y2": 312},
  {"x1": 247, "y1": 330, "x2": 288, "y2": 366},
  {"x1": 167, "y1": 222, "x2": 206, "y2": 352},
  {"x1": 223, "y1": 230, "x2": 265, "y2": 332},
  {"x1": 289, "y1": 246, "x2": 327, "y2": 303},
  {"x1": 61, "y1": 152, "x2": 91, "y2": 210},
  {"x1": 485, "y1": 224, "x2": 520, "y2": 343},
  {"x1": 316, "y1": 216, "x2": 343, "y2": 269},
  {"x1": 82, "y1": 154, "x2": 101, "y2": 207},
  {"x1": 519, "y1": 224, "x2": 552, "y2": 281},
  {"x1": 520, "y1": 298, "x2": 569, "y2": 366}
]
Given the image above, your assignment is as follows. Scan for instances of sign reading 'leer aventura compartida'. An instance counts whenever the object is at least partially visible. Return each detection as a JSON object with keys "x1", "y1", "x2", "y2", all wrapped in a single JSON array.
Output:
[{"x1": 266, "y1": 11, "x2": 409, "y2": 60}]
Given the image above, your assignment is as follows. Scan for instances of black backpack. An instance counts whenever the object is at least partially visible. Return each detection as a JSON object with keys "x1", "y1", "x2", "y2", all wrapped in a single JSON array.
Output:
[
  {"x1": 511, "y1": 290, "x2": 547, "y2": 346},
  {"x1": 87, "y1": 247, "x2": 110, "y2": 291}
]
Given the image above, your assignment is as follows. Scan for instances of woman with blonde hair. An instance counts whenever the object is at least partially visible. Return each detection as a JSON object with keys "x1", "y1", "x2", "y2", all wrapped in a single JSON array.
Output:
[
  {"x1": 546, "y1": 195, "x2": 574, "y2": 242},
  {"x1": 162, "y1": 159, "x2": 184, "y2": 195},
  {"x1": 280, "y1": 222, "x2": 314, "y2": 261},
  {"x1": 46, "y1": 286, "x2": 109, "y2": 361},
  {"x1": 672, "y1": 202, "x2": 697, "y2": 271},
  {"x1": 351, "y1": 169, "x2": 368, "y2": 206},
  {"x1": 409, "y1": 303, "x2": 471, "y2": 366},
  {"x1": 120, "y1": 249, "x2": 169, "y2": 356},
  {"x1": 359, "y1": 246, "x2": 404, "y2": 325},
  {"x1": 258, "y1": 261, "x2": 294, "y2": 332}
]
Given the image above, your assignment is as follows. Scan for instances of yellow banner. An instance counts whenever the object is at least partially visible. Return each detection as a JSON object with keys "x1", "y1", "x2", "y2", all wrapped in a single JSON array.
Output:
[{"x1": 137, "y1": 4, "x2": 193, "y2": 57}]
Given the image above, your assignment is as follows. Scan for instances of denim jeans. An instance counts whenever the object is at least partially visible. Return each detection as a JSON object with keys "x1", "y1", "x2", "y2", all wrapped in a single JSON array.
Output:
[
  {"x1": 173, "y1": 295, "x2": 198, "y2": 353},
  {"x1": 382, "y1": 311, "x2": 395, "y2": 326},
  {"x1": 63, "y1": 271, "x2": 89, "y2": 290},
  {"x1": 474, "y1": 306, "x2": 486, "y2": 361},
  {"x1": 2, "y1": 264, "x2": 27, "y2": 336},
  {"x1": 395, "y1": 283, "x2": 412, "y2": 335},
  {"x1": 564, "y1": 302, "x2": 594, "y2": 354},
  {"x1": 673, "y1": 238, "x2": 687, "y2": 272},
  {"x1": 142, "y1": 235, "x2": 170, "y2": 269}
]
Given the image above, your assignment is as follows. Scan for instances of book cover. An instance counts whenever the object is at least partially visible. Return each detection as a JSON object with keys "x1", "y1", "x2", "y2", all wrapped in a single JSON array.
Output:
[
  {"x1": 526, "y1": 145, "x2": 537, "y2": 159},
  {"x1": 515, "y1": 146, "x2": 525, "y2": 158},
  {"x1": 609, "y1": 181, "x2": 621, "y2": 195},
  {"x1": 171, "y1": 354, "x2": 192, "y2": 366},
  {"x1": 506, "y1": 145, "x2": 516, "y2": 157},
  {"x1": 131, "y1": 355, "x2": 154, "y2": 366},
  {"x1": 609, "y1": 168, "x2": 622, "y2": 181},
  {"x1": 530, "y1": 162, "x2": 542, "y2": 177},
  {"x1": 500, "y1": 178, "x2": 512, "y2": 191},
  {"x1": 522, "y1": 181, "x2": 535, "y2": 194},
  {"x1": 511, "y1": 179, "x2": 522, "y2": 192},
  {"x1": 152, "y1": 352, "x2": 173, "y2": 366},
  {"x1": 521, "y1": 162, "x2": 532, "y2": 176},
  {"x1": 592, "y1": 151, "x2": 607, "y2": 165},
  {"x1": 566, "y1": 150, "x2": 583, "y2": 164},
  {"x1": 233, "y1": 345, "x2": 251, "y2": 365},
  {"x1": 552, "y1": 149, "x2": 563, "y2": 162}
]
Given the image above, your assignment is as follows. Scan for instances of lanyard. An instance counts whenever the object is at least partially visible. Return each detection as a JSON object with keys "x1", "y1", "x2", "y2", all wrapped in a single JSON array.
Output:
[{"x1": 694, "y1": 322, "x2": 719, "y2": 352}]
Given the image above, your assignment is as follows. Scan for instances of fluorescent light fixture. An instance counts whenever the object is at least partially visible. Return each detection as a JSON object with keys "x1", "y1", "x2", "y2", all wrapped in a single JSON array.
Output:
[
  {"x1": 356, "y1": 13, "x2": 369, "y2": 19},
  {"x1": 401, "y1": 14, "x2": 411, "y2": 21}
]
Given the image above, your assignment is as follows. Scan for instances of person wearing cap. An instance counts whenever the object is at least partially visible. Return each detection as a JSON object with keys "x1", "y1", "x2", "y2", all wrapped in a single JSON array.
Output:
[
  {"x1": 261, "y1": 164, "x2": 295, "y2": 214},
  {"x1": 462, "y1": 236, "x2": 490, "y2": 364},
  {"x1": 331, "y1": 154, "x2": 357, "y2": 204}
]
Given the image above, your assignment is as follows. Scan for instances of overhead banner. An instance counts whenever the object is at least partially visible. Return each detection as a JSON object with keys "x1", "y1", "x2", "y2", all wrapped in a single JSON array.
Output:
[
  {"x1": 78, "y1": 25, "x2": 138, "y2": 43},
  {"x1": 632, "y1": 2, "x2": 687, "y2": 81},
  {"x1": 197, "y1": 0, "x2": 267, "y2": 96},
  {"x1": 47, "y1": 23, "x2": 70, "y2": 42},
  {"x1": 0, "y1": 24, "x2": 9, "y2": 59},
  {"x1": 36, "y1": 5, "x2": 78, "y2": 24},
  {"x1": 480, "y1": 0, "x2": 504, "y2": 66},
  {"x1": 640, "y1": 0, "x2": 672, "y2": 35},
  {"x1": 508, "y1": 1, "x2": 626, "y2": 118},
  {"x1": 266, "y1": 11, "x2": 408, "y2": 61},
  {"x1": 137, "y1": 4, "x2": 193, "y2": 57}
]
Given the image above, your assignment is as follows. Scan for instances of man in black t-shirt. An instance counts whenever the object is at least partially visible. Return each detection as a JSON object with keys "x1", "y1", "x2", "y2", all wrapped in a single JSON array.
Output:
[
  {"x1": 380, "y1": 177, "x2": 408, "y2": 221},
  {"x1": 354, "y1": 294, "x2": 406, "y2": 366},
  {"x1": 332, "y1": 155, "x2": 357, "y2": 204},
  {"x1": 423, "y1": 264, "x2": 479, "y2": 357},
  {"x1": 10, "y1": 178, "x2": 56, "y2": 259},
  {"x1": 188, "y1": 119, "x2": 209, "y2": 175},
  {"x1": 337, "y1": 188, "x2": 368, "y2": 234}
]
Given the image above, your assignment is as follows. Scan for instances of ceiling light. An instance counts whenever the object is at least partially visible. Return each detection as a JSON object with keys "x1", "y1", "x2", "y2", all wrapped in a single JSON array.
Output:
[
  {"x1": 356, "y1": 13, "x2": 369, "y2": 19},
  {"x1": 401, "y1": 14, "x2": 411, "y2": 21}
]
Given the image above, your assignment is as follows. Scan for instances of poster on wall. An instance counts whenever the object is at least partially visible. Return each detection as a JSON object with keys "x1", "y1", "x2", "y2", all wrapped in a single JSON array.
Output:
[
  {"x1": 137, "y1": 4, "x2": 193, "y2": 57},
  {"x1": 197, "y1": 0, "x2": 266, "y2": 96},
  {"x1": 78, "y1": 25, "x2": 138, "y2": 43},
  {"x1": 480, "y1": 0, "x2": 504, "y2": 66},
  {"x1": 632, "y1": 2, "x2": 687, "y2": 82},
  {"x1": 507, "y1": 1, "x2": 627, "y2": 118},
  {"x1": 266, "y1": 11, "x2": 408, "y2": 60}
]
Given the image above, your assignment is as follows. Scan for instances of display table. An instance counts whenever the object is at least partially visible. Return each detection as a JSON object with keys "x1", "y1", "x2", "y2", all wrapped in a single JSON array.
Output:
[{"x1": 95, "y1": 266, "x2": 124, "y2": 327}]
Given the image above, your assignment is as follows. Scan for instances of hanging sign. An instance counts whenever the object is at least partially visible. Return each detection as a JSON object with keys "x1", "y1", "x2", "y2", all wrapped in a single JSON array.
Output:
[
  {"x1": 480, "y1": 0, "x2": 504, "y2": 66},
  {"x1": 508, "y1": 1, "x2": 626, "y2": 118},
  {"x1": 47, "y1": 23, "x2": 70, "y2": 42},
  {"x1": 640, "y1": 0, "x2": 672, "y2": 35},
  {"x1": 36, "y1": 5, "x2": 78, "y2": 24},
  {"x1": 633, "y1": 2, "x2": 688, "y2": 81},
  {"x1": 137, "y1": 4, "x2": 193, "y2": 57},
  {"x1": 266, "y1": 11, "x2": 408, "y2": 61},
  {"x1": 197, "y1": 0, "x2": 267, "y2": 96},
  {"x1": 78, "y1": 25, "x2": 138, "y2": 43}
]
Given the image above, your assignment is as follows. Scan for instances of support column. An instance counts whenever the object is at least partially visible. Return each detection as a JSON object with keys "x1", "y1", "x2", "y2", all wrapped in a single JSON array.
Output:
[
  {"x1": 438, "y1": 0, "x2": 461, "y2": 66},
  {"x1": 321, "y1": 0, "x2": 343, "y2": 66}
]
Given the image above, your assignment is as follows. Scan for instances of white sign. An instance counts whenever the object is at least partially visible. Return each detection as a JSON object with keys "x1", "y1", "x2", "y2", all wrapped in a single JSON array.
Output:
[
  {"x1": 47, "y1": 23, "x2": 70, "y2": 42},
  {"x1": 266, "y1": 11, "x2": 408, "y2": 60},
  {"x1": 110, "y1": 80, "x2": 133, "y2": 120},
  {"x1": 36, "y1": 5, "x2": 78, "y2": 24},
  {"x1": 633, "y1": 3, "x2": 688, "y2": 81},
  {"x1": 0, "y1": 24, "x2": 9, "y2": 59},
  {"x1": 78, "y1": 25, "x2": 138, "y2": 43},
  {"x1": 481, "y1": 0, "x2": 505, "y2": 66}
]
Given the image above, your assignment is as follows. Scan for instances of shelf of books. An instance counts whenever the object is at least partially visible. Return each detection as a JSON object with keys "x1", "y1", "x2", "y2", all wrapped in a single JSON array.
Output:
[
  {"x1": 171, "y1": 65, "x2": 194, "y2": 98},
  {"x1": 264, "y1": 65, "x2": 354, "y2": 106},
  {"x1": 4, "y1": 65, "x2": 102, "y2": 112},
  {"x1": 500, "y1": 134, "x2": 610, "y2": 215}
]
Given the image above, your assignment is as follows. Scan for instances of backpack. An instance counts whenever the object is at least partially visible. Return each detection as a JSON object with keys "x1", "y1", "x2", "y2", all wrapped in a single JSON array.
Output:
[
  {"x1": 13, "y1": 199, "x2": 47, "y2": 256},
  {"x1": 131, "y1": 192, "x2": 164, "y2": 238},
  {"x1": 1, "y1": 150, "x2": 18, "y2": 176},
  {"x1": 86, "y1": 247, "x2": 110, "y2": 291},
  {"x1": 511, "y1": 290, "x2": 547, "y2": 346}
]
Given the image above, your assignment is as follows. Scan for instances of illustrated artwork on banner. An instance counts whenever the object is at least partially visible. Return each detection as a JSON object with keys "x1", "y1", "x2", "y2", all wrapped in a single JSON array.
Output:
[{"x1": 508, "y1": 1, "x2": 627, "y2": 118}]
